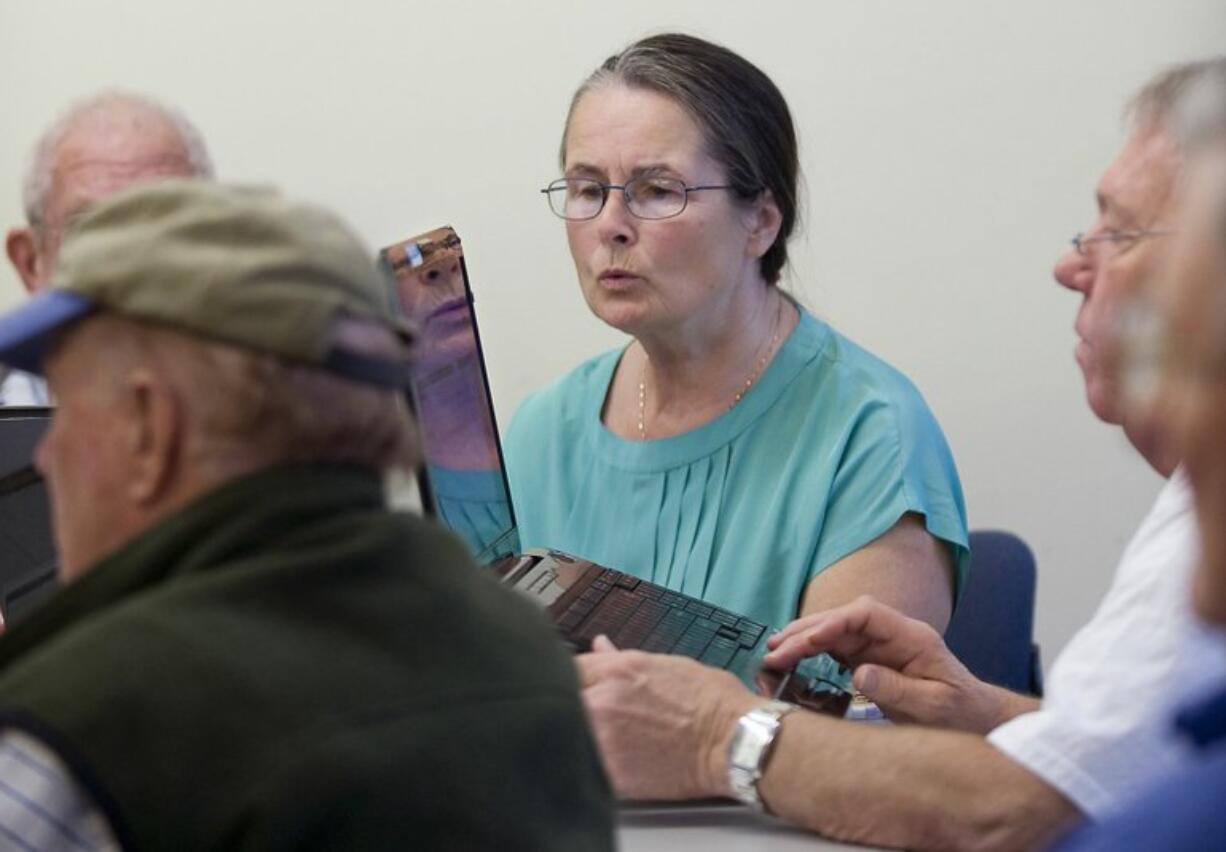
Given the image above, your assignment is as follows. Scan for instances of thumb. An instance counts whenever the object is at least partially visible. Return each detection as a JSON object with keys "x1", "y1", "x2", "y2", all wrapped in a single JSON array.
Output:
[
  {"x1": 591, "y1": 634, "x2": 619, "y2": 653},
  {"x1": 853, "y1": 664, "x2": 914, "y2": 712}
]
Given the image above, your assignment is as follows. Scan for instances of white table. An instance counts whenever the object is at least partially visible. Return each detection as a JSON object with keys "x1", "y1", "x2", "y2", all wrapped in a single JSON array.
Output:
[{"x1": 617, "y1": 803, "x2": 885, "y2": 851}]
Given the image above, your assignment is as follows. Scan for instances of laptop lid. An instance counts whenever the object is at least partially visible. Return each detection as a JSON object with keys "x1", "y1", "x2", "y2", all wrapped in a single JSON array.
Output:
[
  {"x1": 379, "y1": 227, "x2": 520, "y2": 565},
  {"x1": 0, "y1": 407, "x2": 59, "y2": 622}
]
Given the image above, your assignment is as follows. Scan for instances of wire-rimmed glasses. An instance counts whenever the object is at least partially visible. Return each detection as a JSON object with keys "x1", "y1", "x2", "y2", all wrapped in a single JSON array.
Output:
[
  {"x1": 540, "y1": 176, "x2": 742, "y2": 221},
  {"x1": 1071, "y1": 228, "x2": 1176, "y2": 257}
]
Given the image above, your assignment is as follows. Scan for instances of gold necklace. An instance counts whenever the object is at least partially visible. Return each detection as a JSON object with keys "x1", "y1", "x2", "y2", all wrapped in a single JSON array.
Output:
[{"x1": 636, "y1": 296, "x2": 785, "y2": 441}]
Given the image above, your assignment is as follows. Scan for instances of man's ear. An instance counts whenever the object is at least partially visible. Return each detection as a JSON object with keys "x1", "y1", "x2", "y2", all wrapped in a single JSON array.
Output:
[
  {"x1": 744, "y1": 189, "x2": 783, "y2": 262},
  {"x1": 123, "y1": 369, "x2": 185, "y2": 506},
  {"x1": 6, "y1": 227, "x2": 43, "y2": 294}
]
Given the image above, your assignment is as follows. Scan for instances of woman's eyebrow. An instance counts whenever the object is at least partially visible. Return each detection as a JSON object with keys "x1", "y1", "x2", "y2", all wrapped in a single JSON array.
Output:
[{"x1": 631, "y1": 164, "x2": 678, "y2": 178}]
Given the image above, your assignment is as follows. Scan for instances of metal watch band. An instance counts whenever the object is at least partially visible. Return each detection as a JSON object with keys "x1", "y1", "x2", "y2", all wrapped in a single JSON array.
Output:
[{"x1": 727, "y1": 699, "x2": 796, "y2": 810}]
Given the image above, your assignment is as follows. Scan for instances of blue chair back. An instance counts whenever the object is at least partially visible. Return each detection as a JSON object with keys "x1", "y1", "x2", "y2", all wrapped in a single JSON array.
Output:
[{"x1": 944, "y1": 530, "x2": 1043, "y2": 696}]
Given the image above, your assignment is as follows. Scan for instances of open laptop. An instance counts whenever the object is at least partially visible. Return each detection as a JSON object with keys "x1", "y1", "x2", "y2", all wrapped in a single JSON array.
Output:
[
  {"x1": 0, "y1": 407, "x2": 59, "y2": 624},
  {"x1": 379, "y1": 227, "x2": 851, "y2": 714}
]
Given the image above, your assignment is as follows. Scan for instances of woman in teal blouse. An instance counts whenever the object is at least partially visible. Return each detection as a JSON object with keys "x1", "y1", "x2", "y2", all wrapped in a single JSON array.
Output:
[{"x1": 506, "y1": 33, "x2": 967, "y2": 631}]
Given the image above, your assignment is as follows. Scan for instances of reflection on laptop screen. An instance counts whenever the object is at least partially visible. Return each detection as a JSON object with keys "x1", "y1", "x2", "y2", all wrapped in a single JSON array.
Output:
[
  {"x1": 0, "y1": 407, "x2": 59, "y2": 623},
  {"x1": 380, "y1": 228, "x2": 519, "y2": 564}
]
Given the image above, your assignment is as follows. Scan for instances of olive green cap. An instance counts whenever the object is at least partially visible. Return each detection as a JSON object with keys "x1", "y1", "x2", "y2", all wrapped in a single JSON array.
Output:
[{"x1": 0, "y1": 179, "x2": 414, "y2": 386}]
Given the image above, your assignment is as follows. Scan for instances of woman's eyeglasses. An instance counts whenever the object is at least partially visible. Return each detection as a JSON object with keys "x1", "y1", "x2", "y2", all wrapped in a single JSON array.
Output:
[{"x1": 541, "y1": 176, "x2": 741, "y2": 221}]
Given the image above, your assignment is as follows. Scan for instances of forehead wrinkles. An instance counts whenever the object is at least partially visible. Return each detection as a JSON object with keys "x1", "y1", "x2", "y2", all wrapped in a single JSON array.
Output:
[
  {"x1": 564, "y1": 85, "x2": 708, "y2": 176},
  {"x1": 48, "y1": 115, "x2": 191, "y2": 196},
  {"x1": 1100, "y1": 131, "x2": 1182, "y2": 223}
]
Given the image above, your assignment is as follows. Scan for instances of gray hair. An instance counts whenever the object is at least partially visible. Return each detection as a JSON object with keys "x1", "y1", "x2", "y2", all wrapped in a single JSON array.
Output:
[
  {"x1": 1128, "y1": 57, "x2": 1226, "y2": 151},
  {"x1": 562, "y1": 33, "x2": 800, "y2": 285},
  {"x1": 83, "y1": 314, "x2": 418, "y2": 477},
  {"x1": 22, "y1": 90, "x2": 214, "y2": 227}
]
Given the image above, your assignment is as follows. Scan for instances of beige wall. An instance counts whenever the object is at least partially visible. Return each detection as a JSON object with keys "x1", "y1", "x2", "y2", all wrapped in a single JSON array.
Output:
[{"x1": 2, "y1": 0, "x2": 1223, "y2": 661}]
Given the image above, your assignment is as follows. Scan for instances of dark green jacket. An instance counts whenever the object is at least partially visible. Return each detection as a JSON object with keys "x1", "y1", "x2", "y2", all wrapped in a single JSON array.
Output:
[{"x1": 0, "y1": 464, "x2": 614, "y2": 851}]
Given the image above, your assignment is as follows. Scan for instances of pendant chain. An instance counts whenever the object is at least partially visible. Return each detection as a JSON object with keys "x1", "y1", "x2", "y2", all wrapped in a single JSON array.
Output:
[{"x1": 636, "y1": 297, "x2": 785, "y2": 441}]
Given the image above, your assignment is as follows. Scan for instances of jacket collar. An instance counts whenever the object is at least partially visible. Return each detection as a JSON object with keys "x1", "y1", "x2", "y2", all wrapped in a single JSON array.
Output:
[{"x1": 0, "y1": 463, "x2": 384, "y2": 668}]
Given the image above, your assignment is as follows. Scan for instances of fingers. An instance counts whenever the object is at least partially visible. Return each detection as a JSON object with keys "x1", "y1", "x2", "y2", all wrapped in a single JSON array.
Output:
[
  {"x1": 853, "y1": 664, "x2": 908, "y2": 709},
  {"x1": 766, "y1": 612, "x2": 829, "y2": 648},
  {"x1": 591, "y1": 634, "x2": 618, "y2": 653},
  {"x1": 767, "y1": 596, "x2": 890, "y2": 649},
  {"x1": 574, "y1": 645, "x2": 623, "y2": 688},
  {"x1": 573, "y1": 644, "x2": 665, "y2": 689},
  {"x1": 763, "y1": 621, "x2": 861, "y2": 669},
  {"x1": 763, "y1": 598, "x2": 883, "y2": 667},
  {"x1": 764, "y1": 596, "x2": 940, "y2": 672},
  {"x1": 852, "y1": 663, "x2": 960, "y2": 727}
]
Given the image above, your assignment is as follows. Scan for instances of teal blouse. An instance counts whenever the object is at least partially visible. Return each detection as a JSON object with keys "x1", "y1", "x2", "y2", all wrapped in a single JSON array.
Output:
[
  {"x1": 425, "y1": 465, "x2": 515, "y2": 560},
  {"x1": 504, "y1": 310, "x2": 969, "y2": 628}
]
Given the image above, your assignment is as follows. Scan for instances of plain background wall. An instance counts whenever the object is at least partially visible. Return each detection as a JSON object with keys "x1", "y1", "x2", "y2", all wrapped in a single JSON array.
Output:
[{"x1": 2, "y1": 0, "x2": 1223, "y2": 665}]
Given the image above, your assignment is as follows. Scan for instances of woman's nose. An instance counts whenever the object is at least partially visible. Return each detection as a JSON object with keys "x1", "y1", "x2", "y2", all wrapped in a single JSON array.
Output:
[{"x1": 595, "y1": 190, "x2": 637, "y2": 246}]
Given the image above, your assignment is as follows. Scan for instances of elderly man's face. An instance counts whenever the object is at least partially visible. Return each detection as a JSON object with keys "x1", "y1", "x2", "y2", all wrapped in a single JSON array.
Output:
[
  {"x1": 7, "y1": 110, "x2": 196, "y2": 293},
  {"x1": 1053, "y1": 128, "x2": 1182, "y2": 424},
  {"x1": 1145, "y1": 152, "x2": 1226, "y2": 623},
  {"x1": 34, "y1": 325, "x2": 141, "y2": 580}
]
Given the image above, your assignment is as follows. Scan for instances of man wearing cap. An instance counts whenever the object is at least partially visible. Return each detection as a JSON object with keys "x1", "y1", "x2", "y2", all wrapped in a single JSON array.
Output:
[
  {"x1": 2, "y1": 90, "x2": 212, "y2": 406},
  {"x1": 0, "y1": 180, "x2": 613, "y2": 850}
]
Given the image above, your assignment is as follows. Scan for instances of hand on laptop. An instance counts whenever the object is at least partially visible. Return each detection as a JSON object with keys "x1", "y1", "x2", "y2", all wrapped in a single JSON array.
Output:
[
  {"x1": 764, "y1": 596, "x2": 1024, "y2": 735},
  {"x1": 576, "y1": 635, "x2": 763, "y2": 801}
]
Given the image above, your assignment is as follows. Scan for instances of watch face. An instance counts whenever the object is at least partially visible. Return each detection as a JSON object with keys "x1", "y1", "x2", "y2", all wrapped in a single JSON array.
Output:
[{"x1": 730, "y1": 727, "x2": 769, "y2": 768}]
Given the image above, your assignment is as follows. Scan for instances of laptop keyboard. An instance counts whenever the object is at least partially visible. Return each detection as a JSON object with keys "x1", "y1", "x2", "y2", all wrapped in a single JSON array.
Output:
[{"x1": 553, "y1": 568, "x2": 768, "y2": 669}]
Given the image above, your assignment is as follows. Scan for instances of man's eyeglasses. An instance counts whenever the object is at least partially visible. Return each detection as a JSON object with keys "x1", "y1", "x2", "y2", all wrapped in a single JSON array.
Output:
[
  {"x1": 1071, "y1": 228, "x2": 1175, "y2": 257},
  {"x1": 541, "y1": 176, "x2": 742, "y2": 221}
]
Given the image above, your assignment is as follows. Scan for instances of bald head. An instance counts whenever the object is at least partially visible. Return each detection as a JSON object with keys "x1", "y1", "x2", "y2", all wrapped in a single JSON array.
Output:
[{"x1": 7, "y1": 91, "x2": 213, "y2": 294}]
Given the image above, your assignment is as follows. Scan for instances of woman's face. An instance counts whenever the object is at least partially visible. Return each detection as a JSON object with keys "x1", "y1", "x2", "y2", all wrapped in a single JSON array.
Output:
[{"x1": 561, "y1": 83, "x2": 777, "y2": 338}]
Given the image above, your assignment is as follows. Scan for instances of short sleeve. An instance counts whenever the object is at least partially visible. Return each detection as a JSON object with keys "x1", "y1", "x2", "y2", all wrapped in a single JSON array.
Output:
[
  {"x1": 811, "y1": 389, "x2": 969, "y2": 597},
  {"x1": 0, "y1": 728, "x2": 119, "y2": 851}
]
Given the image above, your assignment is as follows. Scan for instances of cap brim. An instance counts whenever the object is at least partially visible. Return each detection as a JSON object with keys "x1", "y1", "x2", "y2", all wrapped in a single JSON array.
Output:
[{"x1": 0, "y1": 291, "x2": 95, "y2": 375}]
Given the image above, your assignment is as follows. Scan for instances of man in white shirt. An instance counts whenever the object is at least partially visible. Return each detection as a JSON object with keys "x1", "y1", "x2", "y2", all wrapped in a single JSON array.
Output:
[
  {"x1": 1, "y1": 90, "x2": 213, "y2": 406},
  {"x1": 576, "y1": 57, "x2": 1226, "y2": 850}
]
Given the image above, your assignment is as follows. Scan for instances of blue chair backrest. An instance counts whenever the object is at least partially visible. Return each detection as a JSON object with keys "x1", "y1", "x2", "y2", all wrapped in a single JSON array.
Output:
[{"x1": 944, "y1": 530, "x2": 1043, "y2": 696}]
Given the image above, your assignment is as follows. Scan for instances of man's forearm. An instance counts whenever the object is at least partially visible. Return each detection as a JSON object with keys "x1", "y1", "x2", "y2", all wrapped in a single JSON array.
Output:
[{"x1": 751, "y1": 714, "x2": 1078, "y2": 851}]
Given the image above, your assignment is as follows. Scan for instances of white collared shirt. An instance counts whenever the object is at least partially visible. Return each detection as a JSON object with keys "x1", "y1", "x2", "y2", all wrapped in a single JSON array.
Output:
[{"x1": 988, "y1": 470, "x2": 1226, "y2": 817}]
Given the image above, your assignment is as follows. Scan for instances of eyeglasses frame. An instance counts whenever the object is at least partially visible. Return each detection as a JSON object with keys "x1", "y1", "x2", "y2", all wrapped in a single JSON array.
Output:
[
  {"x1": 540, "y1": 176, "x2": 747, "y2": 221},
  {"x1": 1071, "y1": 228, "x2": 1176, "y2": 257}
]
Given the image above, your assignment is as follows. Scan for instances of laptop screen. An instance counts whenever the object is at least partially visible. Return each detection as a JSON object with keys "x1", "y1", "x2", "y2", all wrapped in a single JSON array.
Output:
[
  {"x1": 379, "y1": 227, "x2": 520, "y2": 565},
  {"x1": 0, "y1": 407, "x2": 59, "y2": 623}
]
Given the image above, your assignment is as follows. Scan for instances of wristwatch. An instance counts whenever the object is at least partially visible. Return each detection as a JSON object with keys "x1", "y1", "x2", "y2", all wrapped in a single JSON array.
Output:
[{"x1": 727, "y1": 699, "x2": 796, "y2": 811}]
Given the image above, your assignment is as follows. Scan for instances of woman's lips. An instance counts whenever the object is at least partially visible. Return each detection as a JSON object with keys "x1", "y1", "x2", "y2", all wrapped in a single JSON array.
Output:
[{"x1": 597, "y1": 270, "x2": 643, "y2": 290}]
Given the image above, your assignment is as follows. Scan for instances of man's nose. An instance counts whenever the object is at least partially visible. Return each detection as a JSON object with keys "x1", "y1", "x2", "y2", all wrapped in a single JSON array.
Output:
[{"x1": 1054, "y1": 244, "x2": 1093, "y2": 293}]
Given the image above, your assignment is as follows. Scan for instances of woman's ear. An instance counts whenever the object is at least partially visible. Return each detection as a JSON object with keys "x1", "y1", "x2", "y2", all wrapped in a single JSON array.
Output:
[{"x1": 744, "y1": 189, "x2": 783, "y2": 261}]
